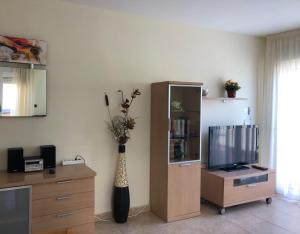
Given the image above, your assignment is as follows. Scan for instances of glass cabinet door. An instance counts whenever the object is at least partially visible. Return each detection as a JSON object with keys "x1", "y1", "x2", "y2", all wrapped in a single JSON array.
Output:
[
  {"x1": 0, "y1": 186, "x2": 31, "y2": 234},
  {"x1": 169, "y1": 85, "x2": 202, "y2": 163}
]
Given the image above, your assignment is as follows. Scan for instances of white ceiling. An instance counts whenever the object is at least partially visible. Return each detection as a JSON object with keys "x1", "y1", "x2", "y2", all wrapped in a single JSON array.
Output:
[{"x1": 64, "y1": 0, "x2": 300, "y2": 36}]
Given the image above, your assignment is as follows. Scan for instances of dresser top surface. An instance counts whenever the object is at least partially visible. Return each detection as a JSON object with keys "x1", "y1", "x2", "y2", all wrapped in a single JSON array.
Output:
[{"x1": 0, "y1": 165, "x2": 96, "y2": 189}]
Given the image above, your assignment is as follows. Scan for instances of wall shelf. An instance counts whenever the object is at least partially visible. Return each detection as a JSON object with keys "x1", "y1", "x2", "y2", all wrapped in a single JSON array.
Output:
[{"x1": 203, "y1": 97, "x2": 248, "y2": 103}]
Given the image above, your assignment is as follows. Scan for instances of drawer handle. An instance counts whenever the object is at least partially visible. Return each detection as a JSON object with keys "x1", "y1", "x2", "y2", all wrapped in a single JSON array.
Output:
[
  {"x1": 56, "y1": 212, "x2": 73, "y2": 218},
  {"x1": 57, "y1": 180, "x2": 72, "y2": 184},
  {"x1": 179, "y1": 163, "x2": 192, "y2": 167},
  {"x1": 56, "y1": 195, "x2": 72, "y2": 201},
  {"x1": 247, "y1": 184, "x2": 257, "y2": 187}
]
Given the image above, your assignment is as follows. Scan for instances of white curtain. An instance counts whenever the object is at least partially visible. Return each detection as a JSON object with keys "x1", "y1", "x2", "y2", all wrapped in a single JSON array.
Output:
[
  {"x1": 261, "y1": 30, "x2": 300, "y2": 200},
  {"x1": 13, "y1": 68, "x2": 34, "y2": 116}
]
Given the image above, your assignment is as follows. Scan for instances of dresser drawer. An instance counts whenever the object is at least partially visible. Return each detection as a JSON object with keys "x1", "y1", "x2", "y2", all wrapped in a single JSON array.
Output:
[
  {"x1": 32, "y1": 207, "x2": 94, "y2": 234},
  {"x1": 32, "y1": 178, "x2": 94, "y2": 200},
  {"x1": 67, "y1": 223, "x2": 95, "y2": 234},
  {"x1": 224, "y1": 173, "x2": 276, "y2": 206},
  {"x1": 41, "y1": 223, "x2": 95, "y2": 234},
  {"x1": 32, "y1": 191, "x2": 94, "y2": 218}
]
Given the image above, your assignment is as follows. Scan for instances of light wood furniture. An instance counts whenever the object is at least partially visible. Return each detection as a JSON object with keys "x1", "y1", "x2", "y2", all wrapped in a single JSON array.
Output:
[
  {"x1": 150, "y1": 81, "x2": 203, "y2": 222},
  {"x1": 0, "y1": 165, "x2": 96, "y2": 234},
  {"x1": 201, "y1": 167, "x2": 276, "y2": 214}
]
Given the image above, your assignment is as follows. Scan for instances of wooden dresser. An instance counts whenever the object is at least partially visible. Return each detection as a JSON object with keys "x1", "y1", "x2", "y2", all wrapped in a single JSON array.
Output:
[{"x1": 0, "y1": 165, "x2": 96, "y2": 234}]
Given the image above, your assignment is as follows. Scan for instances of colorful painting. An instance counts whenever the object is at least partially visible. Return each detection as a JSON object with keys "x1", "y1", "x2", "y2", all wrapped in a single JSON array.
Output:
[{"x1": 0, "y1": 36, "x2": 47, "y2": 65}]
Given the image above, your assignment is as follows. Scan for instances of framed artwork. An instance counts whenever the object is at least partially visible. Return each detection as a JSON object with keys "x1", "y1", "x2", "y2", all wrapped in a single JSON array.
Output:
[{"x1": 0, "y1": 36, "x2": 47, "y2": 65}]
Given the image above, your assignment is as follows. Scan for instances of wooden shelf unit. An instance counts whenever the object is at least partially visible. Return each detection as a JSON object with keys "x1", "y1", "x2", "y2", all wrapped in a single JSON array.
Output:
[
  {"x1": 201, "y1": 168, "x2": 276, "y2": 214},
  {"x1": 150, "y1": 81, "x2": 203, "y2": 222}
]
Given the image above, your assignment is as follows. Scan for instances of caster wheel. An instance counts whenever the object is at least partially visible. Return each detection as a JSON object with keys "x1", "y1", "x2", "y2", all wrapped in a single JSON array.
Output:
[
  {"x1": 201, "y1": 198, "x2": 206, "y2": 204},
  {"x1": 266, "y1": 197, "x2": 272, "y2": 205},
  {"x1": 218, "y1": 208, "x2": 226, "y2": 215}
]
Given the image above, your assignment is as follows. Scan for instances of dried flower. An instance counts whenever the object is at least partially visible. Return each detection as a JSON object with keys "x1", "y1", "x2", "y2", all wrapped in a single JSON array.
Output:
[
  {"x1": 105, "y1": 93, "x2": 109, "y2": 106},
  {"x1": 131, "y1": 89, "x2": 141, "y2": 98},
  {"x1": 126, "y1": 118, "x2": 136, "y2": 130},
  {"x1": 121, "y1": 102, "x2": 130, "y2": 109},
  {"x1": 105, "y1": 88, "x2": 141, "y2": 145}
]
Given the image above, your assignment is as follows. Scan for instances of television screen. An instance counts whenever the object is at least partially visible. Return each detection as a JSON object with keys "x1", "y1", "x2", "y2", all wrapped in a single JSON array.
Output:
[{"x1": 208, "y1": 125, "x2": 259, "y2": 170}]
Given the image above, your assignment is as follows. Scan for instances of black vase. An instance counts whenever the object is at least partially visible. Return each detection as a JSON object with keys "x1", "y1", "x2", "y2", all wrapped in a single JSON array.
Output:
[{"x1": 113, "y1": 144, "x2": 130, "y2": 223}]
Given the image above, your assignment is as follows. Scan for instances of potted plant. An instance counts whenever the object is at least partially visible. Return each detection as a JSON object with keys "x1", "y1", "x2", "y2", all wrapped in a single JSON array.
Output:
[
  {"x1": 224, "y1": 80, "x2": 241, "y2": 98},
  {"x1": 104, "y1": 89, "x2": 141, "y2": 223}
]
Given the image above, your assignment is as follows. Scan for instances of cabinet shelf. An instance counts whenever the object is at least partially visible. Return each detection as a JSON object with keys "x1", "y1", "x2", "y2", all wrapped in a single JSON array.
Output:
[
  {"x1": 170, "y1": 135, "x2": 200, "y2": 140},
  {"x1": 170, "y1": 158, "x2": 200, "y2": 164},
  {"x1": 203, "y1": 97, "x2": 248, "y2": 103},
  {"x1": 171, "y1": 110, "x2": 200, "y2": 114}
]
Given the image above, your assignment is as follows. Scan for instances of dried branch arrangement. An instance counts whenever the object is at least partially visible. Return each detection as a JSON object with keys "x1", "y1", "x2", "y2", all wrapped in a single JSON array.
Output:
[{"x1": 105, "y1": 89, "x2": 141, "y2": 144}]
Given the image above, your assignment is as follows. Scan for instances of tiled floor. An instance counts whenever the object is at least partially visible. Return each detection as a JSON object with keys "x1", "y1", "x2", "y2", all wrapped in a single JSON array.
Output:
[{"x1": 95, "y1": 195, "x2": 300, "y2": 234}]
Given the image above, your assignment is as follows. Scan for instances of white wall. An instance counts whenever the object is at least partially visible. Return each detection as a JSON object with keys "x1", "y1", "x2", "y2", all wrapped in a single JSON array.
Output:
[{"x1": 0, "y1": 0, "x2": 265, "y2": 214}]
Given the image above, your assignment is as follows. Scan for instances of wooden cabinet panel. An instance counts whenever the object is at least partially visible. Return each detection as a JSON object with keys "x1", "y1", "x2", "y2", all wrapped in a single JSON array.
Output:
[
  {"x1": 41, "y1": 223, "x2": 95, "y2": 234},
  {"x1": 167, "y1": 163, "x2": 200, "y2": 219},
  {"x1": 42, "y1": 229, "x2": 67, "y2": 234},
  {"x1": 201, "y1": 170, "x2": 224, "y2": 207},
  {"x1": 32, "y1": 208, "x2": 94, "y2": 234},
  {"x1": 224, "y1": 172, "x2": 276, "y2": 206},
  {"x1": 42, "y1": 229, "x2": 69, "y2": 234},
  {"x1": 67, "y1": 223, "x2": 95, "y2": 234},
  {"x1": 150, "y1": 82, "x2": 169, "y2": 220},
  {"x1": 32, "y1": 178, "x2": 94, "y2": 200},
  {"x1": 32, "y1": 191, "x2": 94, "y2": 218}
]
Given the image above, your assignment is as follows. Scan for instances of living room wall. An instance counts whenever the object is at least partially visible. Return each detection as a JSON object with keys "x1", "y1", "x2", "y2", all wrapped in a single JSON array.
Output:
[{"x1": 0, "y1": 0, "x2": 265, "y2": 214}]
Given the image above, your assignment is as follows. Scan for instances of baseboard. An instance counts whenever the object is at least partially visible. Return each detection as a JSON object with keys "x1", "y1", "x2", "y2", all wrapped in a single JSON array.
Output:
[{"x1": 96, "y1": 204, "x2": 150, "y2": 221}]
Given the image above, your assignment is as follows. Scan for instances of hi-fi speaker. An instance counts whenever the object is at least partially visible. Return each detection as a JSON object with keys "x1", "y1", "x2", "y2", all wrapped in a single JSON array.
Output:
[
  {"x1": 7, "y1": 147, "x2": 24, "y2": 173},
  {"x1": 40, "y1": 145, "x2": 56, "y2": 169}
]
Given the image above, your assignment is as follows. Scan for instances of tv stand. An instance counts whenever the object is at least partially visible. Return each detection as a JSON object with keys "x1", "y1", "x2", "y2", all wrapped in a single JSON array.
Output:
[
  {"x1": 221, "y1": 165, "x2": 249, "y2": 172},
  {"x1": 201, "y1": 168, "x2": 275, "y2": 215}
]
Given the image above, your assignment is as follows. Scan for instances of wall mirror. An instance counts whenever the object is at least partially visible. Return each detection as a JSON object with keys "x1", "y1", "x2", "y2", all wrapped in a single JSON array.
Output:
[{"x1": 0, "y1": 66, "x2": 46, "y2": 117}]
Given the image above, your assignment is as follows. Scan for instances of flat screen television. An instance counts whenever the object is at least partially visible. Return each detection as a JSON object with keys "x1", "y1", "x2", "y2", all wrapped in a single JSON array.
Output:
[{"x1": 208, "y1": 125, "x2": 259, "y2": 171}]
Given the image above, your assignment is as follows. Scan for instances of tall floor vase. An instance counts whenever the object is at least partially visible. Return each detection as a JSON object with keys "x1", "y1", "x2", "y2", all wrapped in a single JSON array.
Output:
[{"x1": 113, "y1": 144, "x2": 130, "y2": 223}]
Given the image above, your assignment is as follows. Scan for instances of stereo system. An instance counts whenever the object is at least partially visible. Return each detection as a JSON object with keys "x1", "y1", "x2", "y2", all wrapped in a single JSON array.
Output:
[
  {"x1": 7, "y1": 145, "x2": 56, "y2": 173},
  {"x1": 24, "y1": 156, "x2": 44, "y2": 172}
]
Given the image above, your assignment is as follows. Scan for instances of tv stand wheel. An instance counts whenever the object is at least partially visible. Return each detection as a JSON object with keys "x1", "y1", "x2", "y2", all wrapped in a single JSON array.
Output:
[
  {"x1": 201, "y1": 198, "x2": 206, "y2": 204},
  {"x1": 218, "y1": 208, "x2": 226, "y2": 215},
  {"x1": 266, "y1": 197, "x2": 272, "y2": 205}
]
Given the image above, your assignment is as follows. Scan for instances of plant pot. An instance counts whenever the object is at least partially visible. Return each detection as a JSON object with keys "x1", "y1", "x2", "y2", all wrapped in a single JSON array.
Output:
[
  {"x1": 113, "y1": 144, "x2": 130, "y2": 223},
  {"x1": 227, "y1": 90, "x2": 236, "y2": 98}
]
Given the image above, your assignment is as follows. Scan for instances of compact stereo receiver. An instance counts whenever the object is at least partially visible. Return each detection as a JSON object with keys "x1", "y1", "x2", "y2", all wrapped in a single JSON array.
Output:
[{"x1": 24, "y1": 156, "x2": 44, "y2": 172}]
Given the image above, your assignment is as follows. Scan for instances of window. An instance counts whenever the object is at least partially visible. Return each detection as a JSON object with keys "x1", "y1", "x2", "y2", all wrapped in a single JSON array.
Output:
[
  {"x1": 2, "y1": 82, "x2": 17, "y2": 116},
  {"x1": 277, "y1": 60, "x2": 300, "y2": 200}
]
